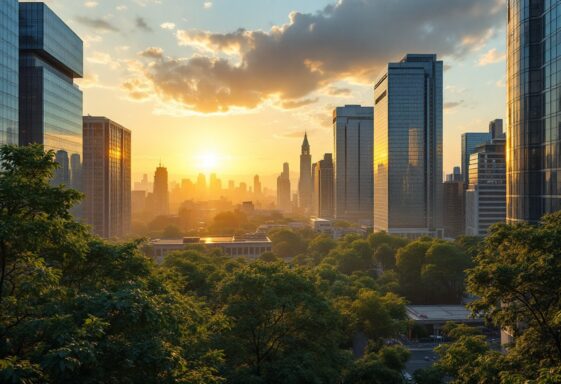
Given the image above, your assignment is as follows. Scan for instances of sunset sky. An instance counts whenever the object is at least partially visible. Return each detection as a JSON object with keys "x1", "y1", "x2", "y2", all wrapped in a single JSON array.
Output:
[{"x1": 32, "y1": 0, "x2": 506, "y2": 188}]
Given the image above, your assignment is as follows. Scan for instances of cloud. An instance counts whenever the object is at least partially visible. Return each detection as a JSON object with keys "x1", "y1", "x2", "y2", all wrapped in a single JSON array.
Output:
[
  {"x1": 139, "y1": 47, "x2": 164, "y2": 59},
  {"x1": 478, "y1": 48, "x2": 506, "y2": 66},
  {"x1": 204, "y1": 2, "x2": 213, "y2": 9},
  {"x1": 325, "y1": 87, "x2": 352, "y2": 96},
  {"x1": 161, "y1": 22, "x2": 176, "y2": 30},
  {"x1": 136, "y1": 17, "x2": 153, "y2": 32},
  {"x1": 281, "y1": 98, "x2": 319, "y2": 109},
  {"x1": 84, "y1": 1, "x2": 98, "y2": 8},
  {"x1": 125, "y1": 0, "x2": 505, "y2": 113},
  {"x1": 444, "y1": 100, "x2": 465, "y2": 110},
  {"x1": 76, "y1": 16, "x2": 119, "y2": 32},
  {"x1": 116, "y1": 5, "x2": 127, "y2": 11}
]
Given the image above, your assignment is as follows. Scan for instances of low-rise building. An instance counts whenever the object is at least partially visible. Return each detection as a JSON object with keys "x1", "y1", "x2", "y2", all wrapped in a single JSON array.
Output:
[{"x1": 148, "y1": 234, "x2": 272, "y2": 263}]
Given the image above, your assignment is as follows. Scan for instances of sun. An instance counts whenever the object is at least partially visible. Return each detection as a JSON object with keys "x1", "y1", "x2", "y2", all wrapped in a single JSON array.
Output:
[{"x1": 196, "y1": 152, "x2": 220, "y2": 172}]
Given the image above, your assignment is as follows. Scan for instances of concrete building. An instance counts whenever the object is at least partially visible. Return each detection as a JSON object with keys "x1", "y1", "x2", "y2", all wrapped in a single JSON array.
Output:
[
  {"x1": 507, "y1": 0, "x2": 561, "y2": 223},
  {"x1": 465, "y1": 136, "x2": 506, "y2": 236},
  {"x1": 446, "y1": 166, "x2": 463, "y2": 182},
  {"x1": 83, "y1": 116, "x2": 131, "y2": 238},
  {"x1": 0, "y1": 0, "x2": 18, "y2": 146},
  {"x1": 333, "y1": 105, "x2": 373, "y2": 225},
  {"x1": 313, "y1": 153, "x2": 334, "y2": 218},
  {"x1": 373, "y1": 54, "x2": 443, "y2": 238},
  {"x1": 277, "y1": 162, "x2": 291, "y2": 213},
  {"x1": 461, "y1": 132, "x2": 492, "y2": 186},
  {"x1": 254, "y1": 175, "x2": 262, "y2": 196},
  {"x1": 148, "y1": 234, "x2": 273, "y2": 264},
  {"x1": 19, "y1": 3, "x2": 83, "y2": 187},
  {"x1": 153, "y1": 164, "x2": 169, "y2": 216},
  {"x1": 298, "y1": 133, "x2": 313, "y2": 212}
]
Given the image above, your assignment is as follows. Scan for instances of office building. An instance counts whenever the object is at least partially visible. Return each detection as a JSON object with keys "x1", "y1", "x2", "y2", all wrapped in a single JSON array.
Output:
[
  {"x1": 333, "y1": 105, "x2": 373, "y2": 224},
  {"x1": 19, "y1": 3, "x2": 83, "y2": 186},
  {"x1": 254, "y1": 175, "x2": 262, "y2": 196},
  {"x1": 0, "y1": 0, "x2": 19, "y2": 146},
  {"x1": 313, "y1": 153, "x2": 334, "y2": 218},
  {"x1": 489, "y1": 119, "x2": 505, "y2": 140},
  {"x1": 507, "y1": 0, "x2": 561, "y2": 223},
  {"x1": 83, "y1": 116, "x2": 131, "y2": 238},
  {"x1": 277, "y1": 162, "x2": 291, "y2": 213},
  {"x1": 443, "y1": 180, "x2": 465, "y2": 239},
  {"x1": 461, "y1": 132, "x2": 492, "y2": 187},
  {"x1": 298, "y1": 133, "x2": 313, "y2": 212},
  {"x1": 373, "y1": 54, "x2": 443, "y2": 238},
  {"x1": 153, "y1": 164, "x2": 169, "y2": 216},
  {"x1": 465, "y1": 135, "x2": 506, "y2": 236}
]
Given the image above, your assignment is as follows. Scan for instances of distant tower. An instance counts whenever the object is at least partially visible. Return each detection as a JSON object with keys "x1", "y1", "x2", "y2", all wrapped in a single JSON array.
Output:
[
  {"x1": 277, "y1": 163, "x2": 291, "y2": 213},
  {"x1": 298, "y1": 133, "x2": 313, "y2": 212},
  {"x1": 153, "y1": 164, "x2": 169, "y2": 216},
  {"x1": 254, "y1": 175, "x2": 262, "y2": 196},
  {"x1": 313, "y1": 153, "x2": 335, "y2": 218}
]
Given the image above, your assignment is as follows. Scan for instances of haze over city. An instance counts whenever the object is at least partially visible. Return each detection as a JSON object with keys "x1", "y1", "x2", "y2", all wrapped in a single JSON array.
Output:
[{"x1": 31, "y1": 0, "x2": 506, "y2": 186}]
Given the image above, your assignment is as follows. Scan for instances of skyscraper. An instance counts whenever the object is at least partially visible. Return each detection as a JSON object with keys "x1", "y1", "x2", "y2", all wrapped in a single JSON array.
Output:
[
  {"x1": 489, "y1": 119, "x2": 505, "y2": 140},
  {"x1": 83, "y1": 117, "x2": 131, "y2": 238},
  {"x1": 0, "y1": 0, "x2": 18, "y2": 146},
  {"x1": 298, "y1": 133, "x2": 313, "y2": 212},
  {"x1": 153, "y1": 164, "x2": 169, "y2": 216},
  {"x1": 277, "y1": 162, "x2": 291, "y2": 213},
  {"x1": 462, "y1": 132, "x2": 492, "y2": 186},
  {"x1": 373, "y1": 54, "x2": 443, "y2": 238},
  {"x1": 333, "y1": 105, "x2": 373, "y2": 224},
  {"x1": 19, "y1": 3, "x2": 83, "y2": 186},
  {"x1": 254, "y1": 175, "x2": 262, "y2": 196},
  {"x1": 443, "y1": 180, "x2": 465, "y2": 239},
  {"x1": 313, "y1": 153, "x2": 334, "y2": 218},
  {"x1": 465, "y1": 136, "x2": 506, "y2": 236},
  {"x1": 507, "y1": 0, "x2": 560, "y2": 223}
]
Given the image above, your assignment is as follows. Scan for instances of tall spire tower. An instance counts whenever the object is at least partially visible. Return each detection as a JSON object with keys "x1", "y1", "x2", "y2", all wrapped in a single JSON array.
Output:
[{"x1": 299, "y1": 132, "x2": 313, "y2": 212}]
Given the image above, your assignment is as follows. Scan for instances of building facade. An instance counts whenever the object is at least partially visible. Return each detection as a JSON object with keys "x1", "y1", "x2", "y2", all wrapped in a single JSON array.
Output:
[
  {"x1": 19, "y1": 3, "x2": 83, "y2": 186},
  {"x1": 277, "y1": 162, "x2": 291, "y2": 213},
  {"x1": 0, "y1": 0, "x2": 19, "y2": 146},
  {"x1": 443, "y1": 180, "x2": 465, "y2": 239},
  {"x1": 333, "y1": 105, "x2": 373, "y2": 225},
  {"x1": 465, "y1": 138, "x2": 506, "y2": 236},
  {"x1": 373, "y1": 54, "x2": 443, "y2": 238},
  {"x1": 298, "y1": 133, "x2": 313, "y2": 212},
  {"x1": 507, "y1": 0, "x2": 561, "y2": 223},
  {"x1": 313, "y1": 153, "x2": 334, "y2": 218},
  {"x1": 83, "y1": 116, "x2": 131, "y2": 238}
]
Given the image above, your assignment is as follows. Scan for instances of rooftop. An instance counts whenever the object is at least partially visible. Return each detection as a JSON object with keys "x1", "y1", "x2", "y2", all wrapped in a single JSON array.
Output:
[{"x1": 406, "y1": 305, "x2": 482, "y2": 323}]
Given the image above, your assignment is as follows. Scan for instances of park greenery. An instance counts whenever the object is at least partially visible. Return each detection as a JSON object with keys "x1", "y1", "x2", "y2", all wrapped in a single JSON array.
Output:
[{"x1": 1, "y1": 145, "x2": 561, "y2": 383}]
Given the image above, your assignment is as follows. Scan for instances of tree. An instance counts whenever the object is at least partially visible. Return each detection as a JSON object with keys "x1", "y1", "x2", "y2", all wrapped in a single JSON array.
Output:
[
  {"x1": 350, "y1": 290, "x2": 406, "y2": 341},
  {"x1": 374, "y1": 244, "x2": 396, "y2": 271},
  {"x1": 209, "y1": 211, "x2": 248, "y2": 235},
  {"x1": 0, "y1": 145, "x2": 223, "y2": 383},
  {"x1": 216, "y1": 262, "x2": 347, "y2": 383},
  {"x1": 395, "y1": 240, "x2": 432, "y2": 303},
  {"x1": 343, "y1": 347, "x2": 409, "y2": 384},
  {"x1": 269, "y1": 229, "x2": 307, "y2": 258}
]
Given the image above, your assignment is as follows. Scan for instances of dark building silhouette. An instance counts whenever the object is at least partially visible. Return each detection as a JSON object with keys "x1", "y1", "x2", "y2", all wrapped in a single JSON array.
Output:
[
  {"x1": 153, "y1": 164, "x2": 169, "y2": 216},
  {"x1": 277, "y1": 162, "x2": 291, "y2": 213},
  {"x1": 313, "y1": 153, "x2": 334, "y2": 218},
  {"x1": 298, "y1": 133, "x2": 312, "y2": 212}
]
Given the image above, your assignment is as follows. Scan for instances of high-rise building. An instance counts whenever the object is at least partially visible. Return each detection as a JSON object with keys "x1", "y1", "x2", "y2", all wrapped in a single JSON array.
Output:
[
  {"x1": 465, "y1": 136, "x2": 506, "y2": 236},
  {"x1": 489, "y1": 119, "x2": 505, "y2": 140},
  {"x1": 254, "y1": 175, "x2": 262, "y2": 196},
  {"x1": 446, "y1": 166, "x2": 463, "y2": 182},
  {"x1": 153, "y1": 164, "x2": 169, "y2": 216},
  {"x1": 461, "y1": 132, "x2": 492, "y2": 186},
  {"x1": 277, "y1": 162, "x2": 291, "y2": 213},
  {"x1": 298, "y1": 133, "x2": 313, "y2": 212},
  {"x1": 0, "y1": 0, "x2": 19, "y2": 146},
  {"x1": 197, "y1": 173, "x2": 207, "y2": 196},
  {"x1": 373, "y1": 54, "x2": 443, "y2": 238},
  {"x1": 313, "y1": 153, "x2": 334, "y2": 218},
  {"x1": 443, "y1": 180, "x2": 465, "y2": 239},
  {"x1": 83, "y1": 117, "x2": 131, "y2": 238},
  {"x1": 333, "y1": 105, "x2": 373, "y2": 224},
  {"x1": 19, "y1": 3, "x2": 83, "y2": 186},
  {"x1": 507, "y1": 0, "x2": 560, "y2": 223}
]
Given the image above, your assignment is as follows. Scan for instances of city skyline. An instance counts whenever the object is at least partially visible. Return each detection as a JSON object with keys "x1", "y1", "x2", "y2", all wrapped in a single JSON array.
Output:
[{"x1": 24, "y1": 0, "x2": 507, "y2": 182}]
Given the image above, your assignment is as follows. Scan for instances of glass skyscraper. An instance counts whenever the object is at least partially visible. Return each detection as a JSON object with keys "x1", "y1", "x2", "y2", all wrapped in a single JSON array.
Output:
[
  {"x1": 333, "y1": 105, "x2": 373, "y2": 225},
  {"x1": 19, "y1": 2, "x2": 83, "y2": 187},
  {"x1": 507, "y1": 0, "x2": 561, "y2": 222},
  {"x1": 373, "y1": 54, "x2": 443, "y2": 238},
  {"x1": 0, "y1": 0, "x2": 19, "y2": 146},
  {"x1": 461, "y1": 132, "x2": 492, "y2": 186}
]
